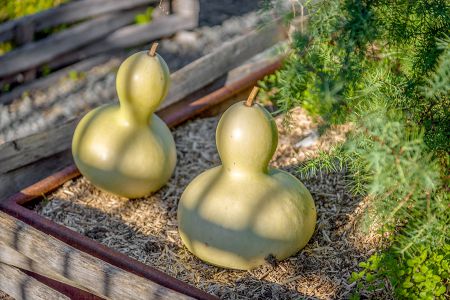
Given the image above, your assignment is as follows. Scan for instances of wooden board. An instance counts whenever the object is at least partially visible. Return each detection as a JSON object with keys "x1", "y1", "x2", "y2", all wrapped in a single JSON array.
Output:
[
  {"x1": 0, "y1": 55, "x2": 110, "y2": 106},
  {"x1": 164, "y1": 23, "x2": 282, "y2": 109},
  {"x1": 0, "y1": 211, "x2": 196, "y2": 300},
  {"x1": 42, "y1": 0, "x2": 198, "y2": 74},
  {"x1": 46, "y1": 14, "x2": 196, "y2": 72},
  {"x1": 0, "y1": 242, "x2": 103, "y2": 298},
  {"x1": 0, "y1": 0, "x2": 199, "y2": 102},
  {"x1": 0, "y1": 11, "x2": 139, "y2": 78},
  {"x1": 0, "y1": 262, "x2": 69, "y2": 300}
]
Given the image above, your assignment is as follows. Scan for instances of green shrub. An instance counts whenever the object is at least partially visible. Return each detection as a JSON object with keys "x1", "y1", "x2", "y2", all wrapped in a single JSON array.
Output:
[
  {"x1": 0, "y1": 0, "x2": 67, "y2": 23},
  {"x1": 351, "y1": 245, "x2": 449, "y2": 299},
  {"x1": 0, "y1": 0, "x2": 68, "y2": 56},
  {"x1": 262, "y1": 0, "x2": 449, "y2": 297}
]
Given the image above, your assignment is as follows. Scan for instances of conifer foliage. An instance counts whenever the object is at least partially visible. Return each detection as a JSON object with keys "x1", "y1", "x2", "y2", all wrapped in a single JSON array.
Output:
[{"x1": 263, "y1": 0, "x2": 449, "y2": 298}]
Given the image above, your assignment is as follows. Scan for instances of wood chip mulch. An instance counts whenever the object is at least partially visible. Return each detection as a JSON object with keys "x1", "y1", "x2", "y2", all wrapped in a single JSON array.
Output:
[{"x1": 36, "y1": 108, "x2": 393, "y2": 299}]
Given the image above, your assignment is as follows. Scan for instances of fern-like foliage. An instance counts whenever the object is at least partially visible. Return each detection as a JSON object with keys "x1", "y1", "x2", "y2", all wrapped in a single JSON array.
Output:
[{"x1": 263, "y1": 0, "x2": 449, "y2": 297}]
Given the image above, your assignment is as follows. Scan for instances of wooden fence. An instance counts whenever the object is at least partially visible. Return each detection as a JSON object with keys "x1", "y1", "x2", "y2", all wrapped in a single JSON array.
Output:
[{"x1": 0, "y1": 0, "x2": 199, "y2": 105}]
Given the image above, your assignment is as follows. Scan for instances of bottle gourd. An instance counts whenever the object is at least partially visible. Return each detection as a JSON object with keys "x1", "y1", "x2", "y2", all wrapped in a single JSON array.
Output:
[
  {"x1": 72, "y1": 43, "x2": 176, "y2": 198},
  {"x1": 177, "y1": 87, "x2": 317, "y2": 270}
]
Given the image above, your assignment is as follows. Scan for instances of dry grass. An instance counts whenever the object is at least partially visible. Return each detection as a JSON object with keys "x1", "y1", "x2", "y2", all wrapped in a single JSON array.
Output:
[{"x1": 36, "y1": 108, "x2": 393, "y2": 299}]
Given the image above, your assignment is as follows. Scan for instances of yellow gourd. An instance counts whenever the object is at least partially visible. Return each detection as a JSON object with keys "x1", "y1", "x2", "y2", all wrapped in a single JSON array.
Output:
[
  {"x1": 72, "y1": 43, "x2": 176, "y2": 198},
  {"x1": 177, "y1": 87, "x2": 317, "y2": 270}
]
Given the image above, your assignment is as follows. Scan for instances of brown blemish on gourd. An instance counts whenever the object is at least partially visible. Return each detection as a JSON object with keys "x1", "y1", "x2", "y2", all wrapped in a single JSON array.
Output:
[{"x1": 265, "y1": 254, "x2": 278, "y2": 267}]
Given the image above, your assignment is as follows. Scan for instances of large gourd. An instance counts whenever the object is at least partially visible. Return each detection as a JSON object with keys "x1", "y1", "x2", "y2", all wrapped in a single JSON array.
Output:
[
  {"x1": 178, "y1": 87, "x2": 317, "y2": 270},
  {"x1": 72, "y1": 43, "x2": 176, "y2": 198}
]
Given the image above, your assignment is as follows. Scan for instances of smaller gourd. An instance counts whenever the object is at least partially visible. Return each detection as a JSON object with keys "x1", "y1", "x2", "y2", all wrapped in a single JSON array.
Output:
[
  {"x1": 72, "y1": 43, "x2": 176, "y2": 198},
  {"x1": 177, "y1": 87, "x2": 317, "y2": 270}
]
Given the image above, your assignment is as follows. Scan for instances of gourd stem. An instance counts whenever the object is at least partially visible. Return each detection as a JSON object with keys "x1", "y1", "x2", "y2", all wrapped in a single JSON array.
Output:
[
  {"x1": 148, "y1": 42, "x2": 159, "y2": 57},
  {"x1": 245, "y1": 86, "x2": 259, "y2": 107}
]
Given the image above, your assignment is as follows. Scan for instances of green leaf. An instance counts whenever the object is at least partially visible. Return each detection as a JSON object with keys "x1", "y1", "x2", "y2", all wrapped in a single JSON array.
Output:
[
  {"x1": 419, "y1": 250, "x2": 428, "y2": 263},
  {"x1": 441, "y1": 260, "x2": 448, "y2": 270},
  {"x1": 431, "y1": 275, "x2": 441, "y2": 283},
  {"x1": 403, "y1": 280, "x2": 414, "y2": 289},
  {"x1": 366, "y1": 273, "x2": 375, "y2": 283},
  {"x1": 413, "y1": 273, "x2": 426, "y2": 283},
  {"x1": 435, "y1": 285, "x2": 446, "y2": 296},
  {"x1": 348, "y1": 293, "x2": 360, "y2": 300},
  {"x1": 420, "y1": 265, "x2": 428, "y2": 273},
  {"x1": 407, "y1": 259, "x2": 417, "y2": 267}
]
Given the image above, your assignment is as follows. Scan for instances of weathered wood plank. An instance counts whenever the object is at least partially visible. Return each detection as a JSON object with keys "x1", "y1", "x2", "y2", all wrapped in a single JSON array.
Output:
[
  {"x1": 0, "y1": 10, "x2": 138, "y2": 77},
  {"x1": 0, "y1": 211, "x2": 194, "y2": 300},
  {"x1": 0, "y1": 20, "x2": 15, "y2": 43},
  {"x1": 0, "y1": 150, "x2": 73, "y2": 200},
  {"x1": 47, "y1": 14, "x2": 196, "y2": 71},
  {"x1": 162, "y1": 24, "x2": 283, "y2": 109},
  {"x1": 172, "y1": 0, "x2": 200, "y2": 19},
  {"x1": 0, "y1": 242, "x2": 102, "y2": 297},
  {"x1": 0, "y1": 262, "x2": 69, "y2": 300},
  {"x1": 0, "y1": 122, "x2": 76, "y2": 174},
  {"x1": 0, "y1": 55, "x2": 110, "y2": 106},
  {"x1": 0, "y1": 0, "x2": 157, "y2": 43}
]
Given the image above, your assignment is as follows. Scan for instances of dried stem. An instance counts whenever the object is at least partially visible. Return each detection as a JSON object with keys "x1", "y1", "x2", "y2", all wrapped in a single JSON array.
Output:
[
  {"x1": 148, "y1": 42, "x2": 159, "y2": 57},
  {"x1": 245, "y1": 86, "x2": 259, "y2": 107}
]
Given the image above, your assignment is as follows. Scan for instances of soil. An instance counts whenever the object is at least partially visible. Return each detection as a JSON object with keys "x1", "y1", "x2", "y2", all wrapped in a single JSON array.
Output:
[{"x1": 35, "y1": 108, "x2": 393, "y2": 300}]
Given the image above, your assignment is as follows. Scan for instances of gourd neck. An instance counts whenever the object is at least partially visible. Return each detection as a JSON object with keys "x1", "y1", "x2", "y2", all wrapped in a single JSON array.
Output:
[
  {"x1": 119, "y1": 103, "x2": 153, "y2": 126},
  {"x1": 222, "y1": 163, "x2": 269, "y2": 176}
]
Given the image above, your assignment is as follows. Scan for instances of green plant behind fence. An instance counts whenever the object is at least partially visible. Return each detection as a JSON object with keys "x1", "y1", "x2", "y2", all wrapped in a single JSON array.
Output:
[
  {"x1": 0, "y1": 0, "x2": 68, "y2": 55},
  {"x1": 0, "y1": 0, "x2": 67, "y2": 22}
]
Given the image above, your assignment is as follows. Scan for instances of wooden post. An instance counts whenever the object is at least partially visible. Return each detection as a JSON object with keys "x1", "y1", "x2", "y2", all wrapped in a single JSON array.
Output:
[
  {"x1": 14, "y1": 20, "x2": 37, "y2": 83},
  {"x1": 14, "y1": 21, "x2": 35, "y2": 46}
]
